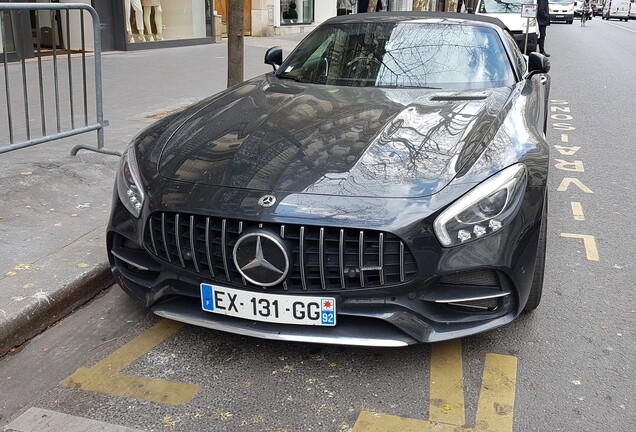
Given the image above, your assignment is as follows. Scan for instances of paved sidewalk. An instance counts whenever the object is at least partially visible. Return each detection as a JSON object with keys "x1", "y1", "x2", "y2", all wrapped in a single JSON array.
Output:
[{"x1": 0, "y1": 34, "x2": 305, "y2": 356}]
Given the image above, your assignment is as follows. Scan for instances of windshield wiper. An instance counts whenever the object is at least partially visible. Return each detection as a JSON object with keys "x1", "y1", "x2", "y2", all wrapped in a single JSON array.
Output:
[{"x1": 276, "y1": 73, "x2": 307, "y2": 83}]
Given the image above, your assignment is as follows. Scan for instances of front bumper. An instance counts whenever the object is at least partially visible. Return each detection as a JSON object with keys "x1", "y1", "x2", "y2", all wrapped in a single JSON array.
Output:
[
  {"x1": 550, "y1": 12, "x2": 574, "y2": 21},
  {"x1": 107, "y1": 178, "x2": 545, "y2": 346}
]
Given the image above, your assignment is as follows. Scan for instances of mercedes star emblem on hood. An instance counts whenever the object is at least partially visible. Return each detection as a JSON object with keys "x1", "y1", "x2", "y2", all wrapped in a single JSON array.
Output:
[{"x1": 258, "y1": 195, "x2": 276, "y2": 208}]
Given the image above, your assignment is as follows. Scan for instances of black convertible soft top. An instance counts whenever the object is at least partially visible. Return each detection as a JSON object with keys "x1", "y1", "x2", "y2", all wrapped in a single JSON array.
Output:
[{"x1": 324, "y1": 11, "x2": 508, "y2": 32}]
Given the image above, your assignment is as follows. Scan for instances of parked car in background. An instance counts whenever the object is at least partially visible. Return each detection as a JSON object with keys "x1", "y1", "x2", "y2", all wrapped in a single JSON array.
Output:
[
  {"x1": 107, "y1": 12, "x2": 552, "y2": 346},
  {"x1": 592, "y1": 2, "x2": 603, "y2": 14},
  {"x1": 549, "y1": 0, "x2": 575, "y2": 23},
  {"x1": 574, "y1": 0, "x2": 594, "y2": 18},
  {"x1": 603, "y1": 0, "x2": 630, "y2": 19},
  {"x1": 630, "y1": 0, "x2": 636, "y2": 18},
  {"x1": 476, "y1": 0, "x2": 539, "y2": 52}
]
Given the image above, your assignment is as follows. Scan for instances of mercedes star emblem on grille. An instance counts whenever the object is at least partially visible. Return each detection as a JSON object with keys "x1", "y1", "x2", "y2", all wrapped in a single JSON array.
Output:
[
  {"x1": 258, "y1": 195, "x2": 276, "y2": 208},
  {"x1": 233, "y1": 231, "x2": 290, "y2": 286}
]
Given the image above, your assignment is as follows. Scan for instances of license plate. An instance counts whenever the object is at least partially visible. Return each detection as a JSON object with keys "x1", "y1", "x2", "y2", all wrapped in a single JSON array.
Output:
[
  {"x1": 556, "y1": 14, "x2": 564, "y2": 17},
  {"x1": 200, "y1": 283, "x2": 336, "y2": 326}
]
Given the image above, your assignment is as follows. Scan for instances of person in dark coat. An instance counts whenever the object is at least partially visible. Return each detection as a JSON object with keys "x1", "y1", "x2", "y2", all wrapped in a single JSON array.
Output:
[{"x1": 537, "y1": 0, "x2": 551, "y2": 57}]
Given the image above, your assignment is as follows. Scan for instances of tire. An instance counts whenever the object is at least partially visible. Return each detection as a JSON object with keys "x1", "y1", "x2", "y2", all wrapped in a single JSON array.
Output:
[
  {"x1": 568, "y1": 20, "x2": 573, "y2": 24},
  {"x1": 524, "y1": 199, "x2": 547, "y2": 312}
]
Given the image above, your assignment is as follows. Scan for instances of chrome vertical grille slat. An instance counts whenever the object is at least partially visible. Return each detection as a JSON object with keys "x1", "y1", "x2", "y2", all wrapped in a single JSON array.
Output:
[
  {"x1": 148, "y1": 217, "x2": 158, "y2": 256},
  {"x1": 175, "y1": 214, "x2": 185, "y2": 268},
  {"x1": 400, "y1": 242, "x2": 405, "y2": 282},
  {"x1": 146, "y1": 212, "x2": 417, "y2": 292},
  {"x1": 379, "y1": 233, "x2": 385, "y2": 286},
  {"x1": 238, "y1": 221, "x2": 246, "y2": 286},
  {"x1": 221, "y1": 219, "x2": 230, "y2": 282},
  {"x1": 359, "y1": 230, "x2": 365, "y2": 288},
  {"x1": 281, "y1": 225, "x2": 287, "y2": 291},
  {"x1": 319, "y1": 228, "x2": 326, "y2": 290},
  {"x1": 160, "y1": 213, "x2": 171, "y2": 263},
  {"x1": 300, "y1": 226, "x2": 307, "y2": 291},
  {"x1": 205, "y1": 217, "x2": 215, "y2": 277},
  {"x1": 339, "y1": 229, "x2": 345, "y2": 289},
  {"x1": 189, "y1": 215, "x2": 200, "y2": 274}
]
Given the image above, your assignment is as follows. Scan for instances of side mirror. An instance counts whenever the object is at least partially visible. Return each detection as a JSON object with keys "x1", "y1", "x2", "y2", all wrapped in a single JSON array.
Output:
[
  {"x1": 526, "y1": 52, "x2": 550, "y2": 78},
  {"x1": 264, "y1": 46, "x2": 283, "y2": 71}
]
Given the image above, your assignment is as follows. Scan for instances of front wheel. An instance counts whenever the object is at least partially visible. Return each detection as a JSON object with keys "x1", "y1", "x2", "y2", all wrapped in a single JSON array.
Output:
[{"x1": 524, "y1": 200, "x2": 547, "y2": 312}]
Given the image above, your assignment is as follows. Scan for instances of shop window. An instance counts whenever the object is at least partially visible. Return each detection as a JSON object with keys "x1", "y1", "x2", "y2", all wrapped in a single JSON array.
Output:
[
  {"x1": 0, "y1": 10, "x2": 16, "y2": 53},
  {"x1": 281, "y1": 0, "x2": 313, "y2": 25},
  {"x1": 123, "y1": 0, "x2": 208, "y2": 43}
]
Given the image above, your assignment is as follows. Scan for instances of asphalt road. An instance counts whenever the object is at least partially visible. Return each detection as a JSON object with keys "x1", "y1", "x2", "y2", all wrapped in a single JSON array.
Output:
[{"x1": 2, "y1": 19, "x2": 636, "y2": 432}]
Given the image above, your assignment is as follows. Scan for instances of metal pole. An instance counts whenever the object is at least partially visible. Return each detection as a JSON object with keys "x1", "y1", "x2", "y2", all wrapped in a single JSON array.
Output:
[{"x1": 524, "y1": 17, "x2": 529, "y2": 54}]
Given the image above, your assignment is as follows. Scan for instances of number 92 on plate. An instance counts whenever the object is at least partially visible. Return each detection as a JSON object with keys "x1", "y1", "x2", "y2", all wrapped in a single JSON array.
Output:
[{"x1": 201, "y1": 283, "x2": 336, "y2": 327}]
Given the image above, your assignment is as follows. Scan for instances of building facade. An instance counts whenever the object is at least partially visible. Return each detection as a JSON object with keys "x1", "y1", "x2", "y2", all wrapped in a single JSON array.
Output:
[{"x1": 2, "y1": 0, "x2": 459, "y2": 61}]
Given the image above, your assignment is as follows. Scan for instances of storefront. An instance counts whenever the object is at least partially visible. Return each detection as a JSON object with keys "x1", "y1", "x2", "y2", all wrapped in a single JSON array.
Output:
[
  {"x1": 113, "y1": 0, "x2": 215, "y2": 51},
  {"x1": 1, "y1": 0, "x2": 217, "y2": 61},
  {"x1": 258, "y1": 0, "x2": 412, "y2": 36}
]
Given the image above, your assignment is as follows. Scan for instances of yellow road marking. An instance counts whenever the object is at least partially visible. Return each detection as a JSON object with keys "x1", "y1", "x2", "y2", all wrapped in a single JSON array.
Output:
[
  {"x1": 571, "y1": 202, "x2": 585, "y2": 221},
  {"x1": 557, "y1": 178, "x2": 593, "y2": 193},
  {"x1": 554, "y1": 145, "x2": 580, "y2": 156},
  {"x1": 561, "y1": 133, "x2": 569, "y2": 143},
  {"x1": 550, "y1": 106, "x2": 571, "y2": 113},
  {"x1": 61, "y1": 320, "x2": 200, "y2": 405},
  {"x1": 560, "y1": 233, "x2": 600, "y2": 261},
  {"x1": 554, "y1": 159, "x2": 584, "y2": 172},
  {"x1": 474, "y1": 354, "x2": 518, "y2": 432},
  {"x1": 430, "y1": 340, "x2": 465, "y2": 426},
  {"x1": 352, "y1": 411, "x2": 465, "y2": 432},
  {"x1": 353, "y1": 341, "x2": 519, "y2": 432}
]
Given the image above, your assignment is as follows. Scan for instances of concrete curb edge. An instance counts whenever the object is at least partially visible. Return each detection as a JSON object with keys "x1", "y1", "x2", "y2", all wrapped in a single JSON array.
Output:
[{"x1": 0, "y1": 262, "x2": 114, "y2": 357}]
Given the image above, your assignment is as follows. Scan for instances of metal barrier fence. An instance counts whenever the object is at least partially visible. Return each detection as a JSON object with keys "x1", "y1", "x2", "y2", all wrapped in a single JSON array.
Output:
[{"x1": 0, "y1": 3, "x2": 119, "y2": 156}]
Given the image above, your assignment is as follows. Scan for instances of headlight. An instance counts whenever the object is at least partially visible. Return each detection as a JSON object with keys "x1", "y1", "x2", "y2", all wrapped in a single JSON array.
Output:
[
  {"x1": 116, "y1": 145, "x2": 145, "y2": 218},
  {"x1": 434, "y1": 164, "x2": 527, "y2": 247}
]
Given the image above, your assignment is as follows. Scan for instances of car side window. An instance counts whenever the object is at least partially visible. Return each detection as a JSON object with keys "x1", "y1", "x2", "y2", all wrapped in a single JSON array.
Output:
[{"x1": 504, "y1": 31, "x2": 527, "y2": 77}]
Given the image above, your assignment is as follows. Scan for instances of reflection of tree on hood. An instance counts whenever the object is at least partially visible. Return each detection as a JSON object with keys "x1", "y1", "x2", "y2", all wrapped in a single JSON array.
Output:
[{"x1": 283, "y1": 1, "x2": 299, "y2": 20}]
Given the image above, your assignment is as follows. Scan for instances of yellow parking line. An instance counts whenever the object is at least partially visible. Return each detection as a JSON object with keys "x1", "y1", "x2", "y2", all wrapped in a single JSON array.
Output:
[
  {"x1": 90, "y1": 319, "x2": 184, "y2": 373},
  {"x1": 560, "y1": 233, "x2": 600, "y2": 261},
  {"x1": 571, "y1": 202, "x2": 585, "y2": 221},
  {"x1": 474, "y1": 353, "x2": 517, "y2": 432},
  {"x1": 354, "y1": 342, "x2": 519, "y2": 432},
  {"x1": 429, "y1": 340, "x2": 465, "y2": 426},
  {"x1": 61, "y1": 320, "x2": 200, "y2": 405},
  {"x1": 353, "y1": 411, "x2": 465, "y2": 432}
]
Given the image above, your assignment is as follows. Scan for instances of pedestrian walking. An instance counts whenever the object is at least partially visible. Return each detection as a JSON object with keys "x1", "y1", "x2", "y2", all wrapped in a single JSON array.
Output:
[{"x1": 537, "y1": 0, "x2": 551, "y2": 57}]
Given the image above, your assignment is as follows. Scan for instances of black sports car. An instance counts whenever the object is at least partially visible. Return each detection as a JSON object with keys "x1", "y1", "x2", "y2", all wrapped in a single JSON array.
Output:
[{"x1": 108, "y1": 12, "x2": 551, "y2": 346}]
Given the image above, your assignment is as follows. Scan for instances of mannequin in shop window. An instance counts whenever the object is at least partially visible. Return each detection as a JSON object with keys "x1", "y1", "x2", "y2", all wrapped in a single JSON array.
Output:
[
  {"x1": 141, "y1": 0, "x2": 163, "y2": 41},
  {"x1": 125, "y1": 0, "x2": 144, "y2": 43},
  {"x1": 337, "y1": 0, "x2": 355, "y2": 15},
  {"x1": 282, "y1": 1, "x2": 299, "y2": 22}
]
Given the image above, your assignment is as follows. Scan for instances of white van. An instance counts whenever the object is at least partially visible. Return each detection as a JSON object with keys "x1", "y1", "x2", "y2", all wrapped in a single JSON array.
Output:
[
  {"x1": 630, "y1": 0, "x2": 636, "y2": 18},
  {"x1": 475, "y1": 0, "x2": 539, "y2": 54},
  {"x1": 602, "y1": 0, "x2": 630, "y2": 20}
]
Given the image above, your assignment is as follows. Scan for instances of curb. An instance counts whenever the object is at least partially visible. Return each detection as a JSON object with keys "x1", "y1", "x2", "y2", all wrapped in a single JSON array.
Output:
[{"x1": 0, "y1": 228, "x2": 114, "y2": 356}]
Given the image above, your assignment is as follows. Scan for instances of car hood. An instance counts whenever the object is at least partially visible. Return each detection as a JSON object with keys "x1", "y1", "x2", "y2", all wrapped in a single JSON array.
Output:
[{"x1": 157, "y1": 75, "x2": 512, "y2": 199}]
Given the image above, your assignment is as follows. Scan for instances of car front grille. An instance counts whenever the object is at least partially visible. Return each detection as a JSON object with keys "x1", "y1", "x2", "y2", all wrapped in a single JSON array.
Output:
[{"x1": 145, "y1": 212, "x2": 417, "y2": 292}]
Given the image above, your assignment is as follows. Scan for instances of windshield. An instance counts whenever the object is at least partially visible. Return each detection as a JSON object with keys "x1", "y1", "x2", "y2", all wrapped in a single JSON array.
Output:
[
  {"x1": 479, "y1": 0, "x2": 530, "y2": 13},
  {"x1": 276, "y1": 21, "x2": 515, "y2": 90}
]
